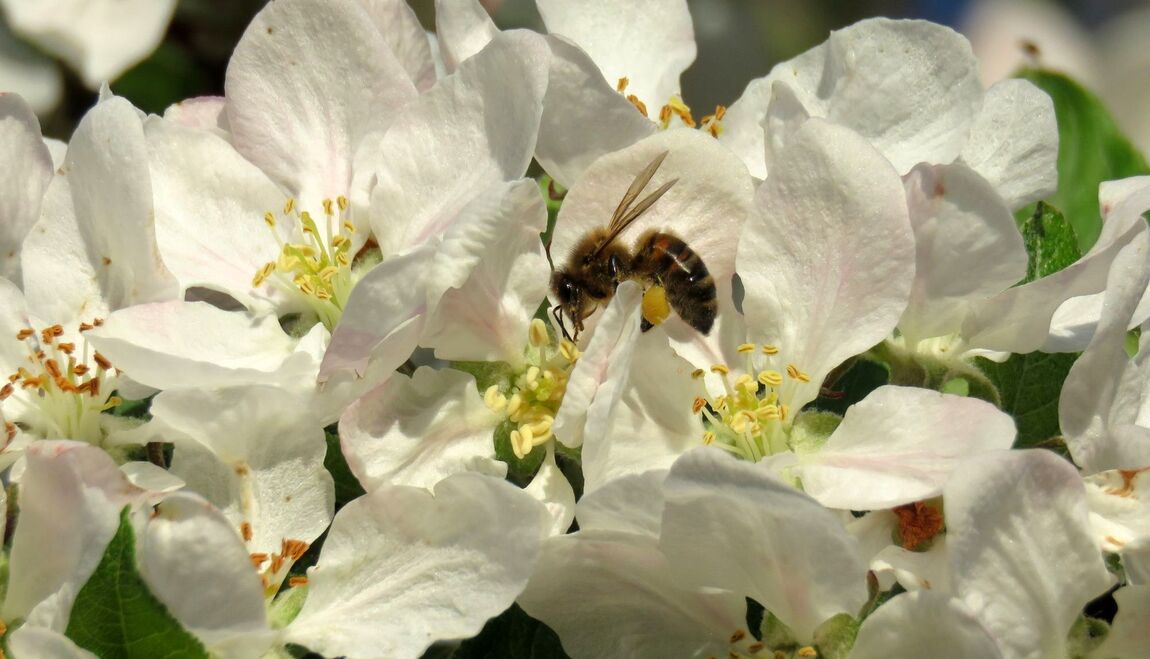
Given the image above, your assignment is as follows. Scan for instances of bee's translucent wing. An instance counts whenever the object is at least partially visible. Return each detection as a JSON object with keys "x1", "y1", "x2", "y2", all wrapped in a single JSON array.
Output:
[{"x1": 608, "y1": 150, "x2": 670, "y2": 232}]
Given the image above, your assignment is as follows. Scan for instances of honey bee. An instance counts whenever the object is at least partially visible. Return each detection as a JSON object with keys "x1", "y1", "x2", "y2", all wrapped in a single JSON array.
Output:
[{"x1": 550, "y1": 151, "x2": 717, "y2": 341}]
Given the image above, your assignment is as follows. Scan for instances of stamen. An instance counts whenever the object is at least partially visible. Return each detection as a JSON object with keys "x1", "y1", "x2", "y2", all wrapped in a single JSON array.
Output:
[
  {"x1": 757, "y1": 370, "x2": 783, "y2": 387},
  {"x1": 710, "y1": 364, "x2": 730, "y2": 375},
  {"x1": 786, "y1": 364, "x2": 810, "y2": 382},
  {"x1": 761, "y1": 344, "x2": 779, "y2": 355},
  {"x1": 736, "y1": 343, "x2": 756, "y2": 354},
  {"x1": 691, "y1": 368, "x2": 705, "y2": 380}
]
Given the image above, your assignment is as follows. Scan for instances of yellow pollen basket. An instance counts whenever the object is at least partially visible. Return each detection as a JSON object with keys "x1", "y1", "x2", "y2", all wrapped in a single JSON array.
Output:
[
  {"x1": 484, "y1": 319, "x2": 580, "y2": 460},
  {"x1": 615, "y1": 77, "x2": 725, "y2": 138},
  {"x1": 252, "y1": 196, "x2": 357, "y2": 330},
  {"x1": 641, "y1": 285, "x2": 671, "y2": 328}
]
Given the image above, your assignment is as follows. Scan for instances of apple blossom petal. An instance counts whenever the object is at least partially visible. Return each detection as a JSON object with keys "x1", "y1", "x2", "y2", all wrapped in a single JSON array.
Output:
[
  {"x1": 0, "y1": 27, "x2": 63, "y2": 115},
  {"x1": 369, "y1": 31, "x2": 548, "y2": 256},
  {"x1": 576, "y1": 469, "x2": 667, "y2": 537},
  {"x1": 144, "y1": 118, "x2": 287, "y2": 310},
  {"x1": 960, "y1": 79, "x2": 1059, "y2": 210},
  {"x1": 23, "y1": 96, "x2": 178, "y2": 324},
  {"x1": 535, "y1": 35, "x2": 657, "y2": 188},
  {"x1": 319, "y1": 244, "x2": 433, "y2": 379},
  {"x1": 945, "y1": 450, "x2": 1114, "y2": 659},
  {"x1": 0, "y1": 272, "x2": 32, "y2": 373},
  {"x1": 729, "y1": 19, "x2": 981, "y2": 177},
  {"x1": 433, "y1": 0, "x2": 498, "y2": 72},
  {"x1": 962, "y1": 177, "x2": 1150, "y2": 353},
  {"x1": 525, "y1": 448, "x2": 576, "y2": 536},
  {"x1": 898, "y1": 163, "x2": 1027, "y2": 345},
  {"x1": 225, "y1": 0, "x2": 417, "y2": 203},
  {"x1": 358, "y1": 0, "x2": 437, "y2": 91},
  {"x1": 518, "y1": 531, "x2": 750, "y2": 659},
  {"x1": 850, "y1": 591, "x2": 1003, "y2": 659},
  {"x1": 1, "y1": 0, "x2": 176, "y2": 88},
  {"x1": 1095, "y1": 586, "x2": 1150, "y2": 659},
  {"x1": 420, "y1": 180, "x2": 550, "y2": 365},
  {"x1": 119, "y1": 461, "x2": 184, "y2": 495},
  {"x1": 1125, "y1": 536, "x2": 1150, "y2": 585},
  {"x1": 1084, "y1": 469, "x2": 1150, "y2": 555},
  {"x1": 162, "y1": 96, "x2": 229, "y2": 136},
  {"x1": 739, "y1": 119, "x2": 913, "y2": 411},
  {"x1": 660, "y1": 448, "x2": 868, "y2": 641},
  {"x1": 536, "y1": 0, "x2": 694, "y2": 113},
  {"x1": 581, "y1": 333, "x2": 703, "y2": 493},
  {"x1": 552, "y1": 282, "x2": 643, "y2": 449},
  {"x1": 870, "y1": 536, "x2": 951, "y2": 593},
  {"x1": 550, "y1": 129, "x2": 753, "y2": 302},
  {"x1": 86, "y1": 301, "x2": 315, "y2": 390},
  {"x1": 135, "y1": 492, "x2": 274, "y2": 658},
  {"x1": 798, "y1": 386, "x2": 1016, "y2": 510},
  {"x1": 0, "y1": 93, "x2": 52, "y2": 284},
  {"x1": 2, "y1": 441, "x2": 144, "y2": 630},
  {"x1": 8, "y1": 627, "x2": 98, "y2": 659},
  {"x1": 151, "y1": 386, "x2": 334, "y2": 555},
  {"x1": 1060, "y1": 227, "x2": 1150, "y2": 473},
  {"x1": 285, "y1": 474, "x2": 546, "y2": 659},
  {"x1": 340, "y1": 366, "x2": 505, "y2": 492}
]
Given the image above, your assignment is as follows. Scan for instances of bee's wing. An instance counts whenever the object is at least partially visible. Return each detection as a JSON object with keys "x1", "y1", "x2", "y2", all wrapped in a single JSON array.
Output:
[{"x1": 607, "y1": 150, "x2": 671, "y2": 233}]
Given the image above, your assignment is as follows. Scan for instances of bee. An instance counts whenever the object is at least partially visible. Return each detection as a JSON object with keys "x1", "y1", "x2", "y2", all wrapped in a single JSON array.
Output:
[{"x1": 550, "y1": 151, "x2": 717, "y2": 341}]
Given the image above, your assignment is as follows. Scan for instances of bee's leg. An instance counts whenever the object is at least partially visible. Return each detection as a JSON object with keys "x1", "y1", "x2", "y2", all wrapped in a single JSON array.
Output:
[
  {"x1": 640, "y1": 318, "x2": 654, "y2": 332},
  {"x1": 608, "y1": 253, "x2": 626, "y2": 288},
  {"x1": 552, "y1": 305, "x2": 572, "y2": 341}
]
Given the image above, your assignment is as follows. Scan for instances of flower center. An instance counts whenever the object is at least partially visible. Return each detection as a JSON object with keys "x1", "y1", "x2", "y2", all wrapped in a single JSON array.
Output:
[
  {"x1": 0, "y1": 321, "x2": 121, "y2": 447},
  {"x1": 247, "y1": 536, "x2": 311, "y2": 602},
  {"x1": 892, "y1": 500, "x2": 945, "y2": 550},
  {"x1": 252, "y1": 196, "x2": 357, "y2": 330},
  {"x1": 695, "y1": 343, "x2": 811, "y2": 462},
  {"x1": 483, "y1": 319, "x2": 580, "y2": 459},
  {"x1": 616, "y1": 77, "x2": 726, "y2": 137}
]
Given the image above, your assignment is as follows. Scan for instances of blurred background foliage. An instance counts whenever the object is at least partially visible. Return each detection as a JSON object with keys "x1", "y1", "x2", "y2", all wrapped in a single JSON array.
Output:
[{"x1": 5, "y1": 0, "x2": 1150, "y2": 155}]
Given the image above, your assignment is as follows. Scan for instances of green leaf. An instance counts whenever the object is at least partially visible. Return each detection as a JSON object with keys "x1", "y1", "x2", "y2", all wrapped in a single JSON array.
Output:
[
  {"x1": 976, "y1": 351, "x2": 1077, "y2": 449},
  {"x1": 1015, "y1": 69, "x2": 1150, "y2": 251},
  {"x1": 446, "y1": 604, "x2": 569, "y2": 659},
  {"x1": 324, "y1": 426, "x2": 365, "y2": 510},
  {"x1": 65, "y1": 508, "x2": 209, "y2": 659},
  {"x1": 1019, "y1": 202, "x2": 1082, "y2": 282}
]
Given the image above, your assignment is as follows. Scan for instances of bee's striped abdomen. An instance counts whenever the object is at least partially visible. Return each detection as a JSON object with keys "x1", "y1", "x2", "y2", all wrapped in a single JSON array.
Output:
[{"x1": 632, "y1": 230, "x2": 717, "y2": 334}]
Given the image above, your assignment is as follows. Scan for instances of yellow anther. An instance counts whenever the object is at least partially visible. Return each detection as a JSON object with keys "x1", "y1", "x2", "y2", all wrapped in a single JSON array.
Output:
[
  {"x1": 736, "y1": 343, "x2": 756, "y2": 354},
  {"x1": 519, "y1": 424, "x2": 535, "y2": 447},
  {"x1": 714, "y1": 394, "x2": 728, "y2": 410},
  {"x1": 691, "y1": 368, "x2": 706, "y2": 380},
  {"x1": 252, "y1": 262, "x2": 276, "y2": 287},
  {"x1": 323, "y1": 198, "x2": 334, "y2": 216},
  {"x1": 798, "y1": 647, "x2": 817, "y2": 658},
  {"x1": 756, "y1": 404, "x2": 781, "y2": 421},
  {"x1": 700, "y1": 105, "x2": 727, "y2": 138},
  {"x1": 780, "y1": 404, "x2": 789, "y2": 421},
  {"x1": 332, "y1": 234, "x2": 349, "y2": 249},
  {"x1": 660, "y1": 96, "x2": 695, "y2": 129},
  {"x1": 510, "y1": 430, "x2": 528, "y2": 459},
  {"x1": 335, "y1": 252, "x2": 350, "y2": 267},
  {"x1": 483, "y1": 385, "x2": 506, "y2": 411},
  {"x1": 337, "y1": 196, "x2": 349, "y2": 211},
  {"x1": 757, "y1": 370, "x2": 783, "y2": 387},
  {"x1": 506, "y1": 393, "x2": 523, "y2": 417},
  {"x1": 786, "y1": 364, "x2": 811, "y2": 383},
  {"x1": 525, "y1": 366, "x2": 541, "y2": 386},
  {"x1": 702, "y1": 431, "x2": 716, "y2": 445},
  {"x1": 559, "y1": 340, "x2": 580, "y2": 363},
  {"x1": 628, "y1": 95, "x2": 648, "y2": 117},
  {"x1": 616, "y1": 77, "x2": 629, "y2": 92},
  {"x1": 529, "y1": 318, "x2": 550, "y2": 348},
  {"x1": 264, "y1": 211, "x2": 276, "y2": 227},
  {"x1": 710, "y1": 364, "x2": 730, "y2": 376},
  {"x1": 342, "y1": 221, "x2": 355, "y2": 233},
  {"x1": 762, "y1": 344, "x2": 779, "y2": 355},
  {"x1": 283, "y1": 198, "x2": 296, "y2": 215},
  {"x1": 692, "y1": 397, "x2": 708, "y2": 414}
]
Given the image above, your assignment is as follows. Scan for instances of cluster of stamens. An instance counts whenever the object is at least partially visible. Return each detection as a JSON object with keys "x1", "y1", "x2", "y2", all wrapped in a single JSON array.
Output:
[
  {"x1": 616, "y1": 78, "x2": 726, "y2": 137},
  {"x1": 246, "y1": 532, "x2": 311, "y2": 600},
  {"x1": 0, "y1": 321, "x2": 120, "y2": 446},
  {"x1": 694, "y1": 343, "x2": 810, "y2": 462},
  {"x1": 252, "y1": 196, "x2": 357, "y2": 330},
  {"x1": 484, "y1": 319, "x2": 580, "y2": 459}
]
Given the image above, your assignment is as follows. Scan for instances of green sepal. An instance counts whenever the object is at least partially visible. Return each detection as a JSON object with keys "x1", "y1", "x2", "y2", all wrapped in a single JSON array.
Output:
[
  {"x1": 451, "y1": 360, "x2": 516, "y2": 395},
  {"x1": 1015, "y1": 69, "x2": 1150, "y2": 251},
  {"x1": 789, "y1": 410, "x2": 841, "y2": 456},
  {"x1": 760, "y1": 610, "x2": 798, "y2": 651},
  {"x1": 493, "y1": 419, "x2": 547, "y2": 486},
  {"x1": 65, "y1": 508, "x2": 209, "y2": 659},
  {"x1": 268, "y1": 585, "x2": 309, "y2": 629},
  {"x1": 1066, "y1": 615, "x2": 1109, "y2": 658},
  {"x1": 813, "y1": 613, "x2": 859, "y2": 659}
]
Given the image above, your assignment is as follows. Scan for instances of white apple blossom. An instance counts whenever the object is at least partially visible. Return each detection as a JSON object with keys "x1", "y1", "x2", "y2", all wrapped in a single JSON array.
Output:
[
  {"x1": 0, "y1": 92, "x2": 52, "y2": 284},
  {"x1": 0, "y1": 25, "x2": 62, "y2": 115}
]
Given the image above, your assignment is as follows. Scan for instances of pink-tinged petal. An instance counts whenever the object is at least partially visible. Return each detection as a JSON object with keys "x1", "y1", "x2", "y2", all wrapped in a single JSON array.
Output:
[
  {"x1": 433, "y1": 0, "x2": 498, "y2": 72},
  {"x1": 581, "y1": 333, "x2": 703, "y2": 493},
  {"x1": 518, "y1": 531, "x2": 750, "y2": 659},
  {"x1": 339, "y1": 367, "x2": 504, "y2": 492},
  {"x1": 86, "y1": 301, "x2": 315, "y2": 390},
  {"x1": 23, "y1": 96, "x2": 178, "y2": 324},
  {"x1": 135, "y1": 492, "x2": 275, "y2": 658},
  {"x1": 898, "y1": 163, "x2": 1027, "y2": 345},
  {"x1": 225, "y1": 0, "x2": 417, "y2": 203},
  {"x1": 357, "y1": 0, "x2": 437, "y2": 91},
  {"x1": 1095, "y1": 586, "x2": 1150, "y2": 659},
  {"x1": 2, "y1": 0, "x2": 176, "y2": 88},
  {"x1": 162, "y1": 96, "x2": 228, "y2": 133},
  {"x1": 155, "y1": 386, "x2": 334, "y2": 555},
  {"x1": 285, "y1": 474, "x2": 546, "y2": 659},
  {"x1": 800, "y1": 386, "x2": 1016, "y2": 510},
  {"x1": 535, "y1": 35, "x2": 657, "y2": 188},
  {"x1": 536, "y1": 0, "x2": 694, "y2": 113},
  {"x1": 660, "y1": 448, "x2": 868, "y2": 641},
  {"x1": 576, "y1": 469, "x2": 667, "y2": 538},
  {"x1": 2, "y1": 441, "x2": 144, "y2": 630},
  {"x1": 960, "y1": 79, "x2": 1058, "y2": 210},
  {"x1": 0, "y1": 93, "x2": 52, "y2": 284},
  {"x1": 370, "y1": 31, "x2": 548, "y2": 256},
  {"x1": 319, "y1": 244, "x2": 432, "y2": 380},
  {"x1": 1084, "y1": 469, "x2": 1150, "y2": 554},
  {"x1": 870, "y1": 536, "x2": 951, "y2": 593},
  {"x1": 739, "y1": 119, "x2": 913, "y2": 412},
  {"x1": 1060, "y1": 227, "x2": 1150, "y2": 473},
  {"x1": 850, "y1": 591, "x2": 1003, "y2": 659},
  {"x1": 145, "y1": 117, "x2": 287, "y2": 310},
  {"x1": 945, "y1": 450, "x2": 1114, "y2": 659},
  {"x1": 525, "y1": 448, "x2": 576, "y2": 536},
  {"x1": 119, "y1": 461, "x2": 184, "y2": 496},
  {"x1": 8, "y1": 627, "x2": 98, "y2": 659},
  {"x1": 962, "y1": 176, "x2": 1150, "y2": 353},
  {"x1": 552, "y1": 282, "x2": 643, "y2": 449},
  {"x1": 727, "y1": 19, "x2": 982, "y2": 177},
  {"x1": 420, "y1": 180, "x2": 550, "y2": 365}
]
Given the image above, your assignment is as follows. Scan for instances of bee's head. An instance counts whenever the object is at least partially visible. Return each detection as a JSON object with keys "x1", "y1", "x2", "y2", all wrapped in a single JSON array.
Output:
[{"x1": 550, "y1": 270, "x2": 579, "y2": 306}]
